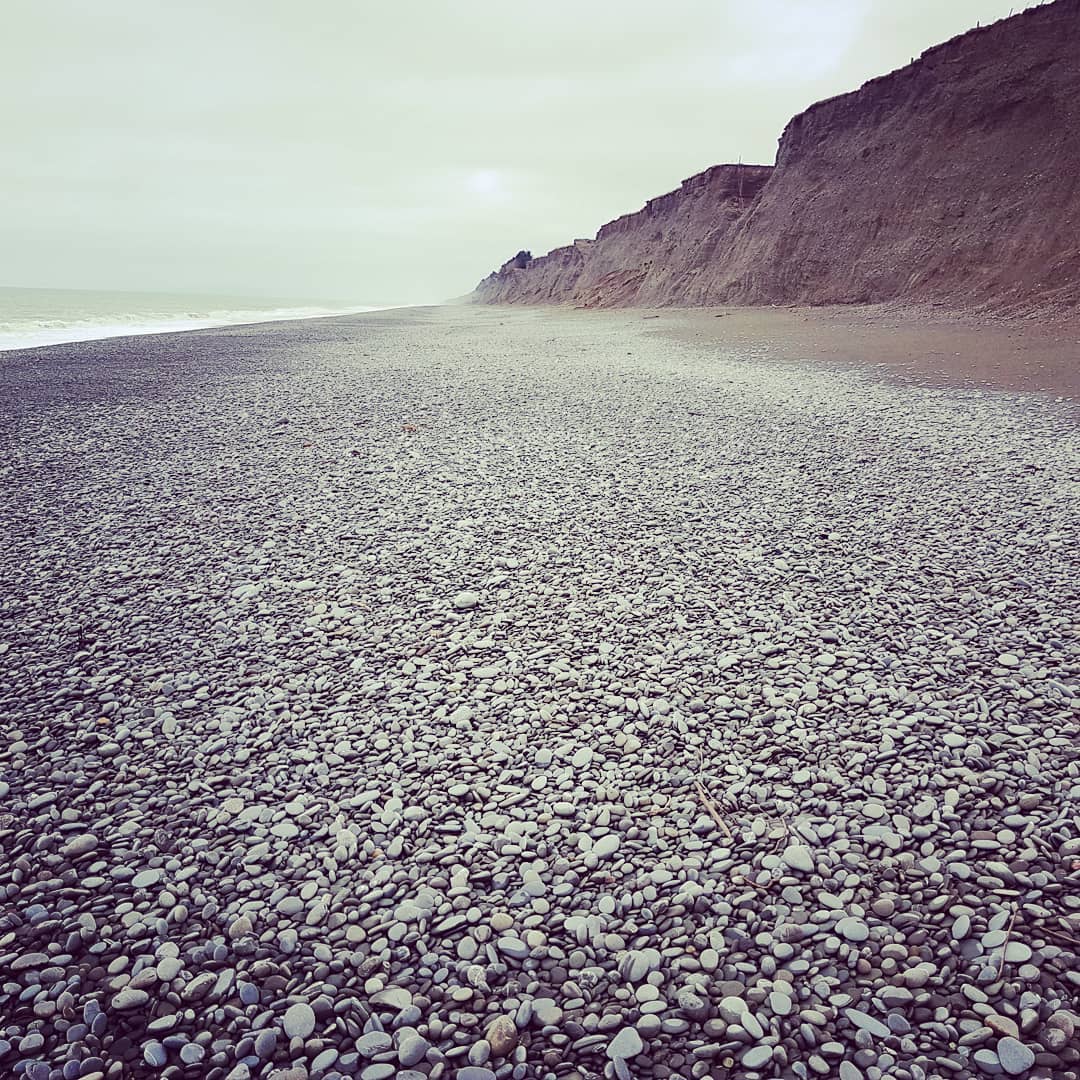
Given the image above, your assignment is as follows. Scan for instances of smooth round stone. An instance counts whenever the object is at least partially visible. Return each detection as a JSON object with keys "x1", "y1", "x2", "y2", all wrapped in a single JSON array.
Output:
[
  {"x1": 607, "y1": 1027, "x2": 644, "y2": 1060},
  {"x1": 718, "y1": 996, "x2": 748, "y2": 1023},
  {"x1": 61, "y1": 834, "x2": 99, "y2": 858},
  {"x1": 397, "y1": 1032, "x2": 429, "y2": 1067},
  {"x1": 497, "y1": 937, "x2": 529, "y2": 959},
  {"x1": 112, "y1": 987, "x2": 150, "y2": 1010},
  {"x1": 531, "y1": 998, "x2": 563, "y2": 1026},
  {"x1": 453, "y1": 591, "x2": 480, "y2": 610},
  {"x1": 361, "y1": 1066, "x2": 396, "y2": 1080},
  {"x1": 254, "y1": 1029, "x2": 277, "y2": 1058},
  {"x1": 742, "y1": 1045, "x2": 773, "y2": 1070},
  {"x1": 131, "y1": 869, "x2": 162, "y2": 889},
  {"x1": 180, "y1": 1044, "x2": 206, "y2": 1065},
  {"x1": 996, "y1": 1037, "x2": 1035, "y2": 1076},
  {"x1": 356, "y1": 1031, "x2": 393, "y2": 1057},
  {"x1": 844, "y1": 1009, "x2": 890, "y2": 1039},
  {"x1": 143, "y1": 1042, "x2": 167, "y2": 1067},
  {"x1": 593, "y1": 834, "x2": 620, "y2": 858},
  {"x1": 468, "y1": 1040, "x2": 492, "y2": 1065},
  {"x1": 837, "y1": 917, "x2": 870, "y2": 943},
  {"x1": 769, "y1": 991, "x2": 793, "y2": 1016},
  {"x1": 282, "y1": 1001, "x2": 316, "y2": 1039},
  {"x1": 974, "y1": 1048, "x2": 1002, "y2": 1074},
  {"x1": 370, "y1": 987, "x2": 413, "y2": 1010},
  {"x1": 781, "y1": 845, "x2": 815, "y2": 873},
  {"x1": 742, "y1": 1012, "x2": 765, "y2": 1039},
  {"x1": 311, "y1": 1048, "x2": 338, "y2": 1073},
  {"x1": 1003, "y1": 942, "x2": 1032, "y2": 963},
  {"x1": 636, "y1": 1015, "x2": 663, "y2": 1037}
]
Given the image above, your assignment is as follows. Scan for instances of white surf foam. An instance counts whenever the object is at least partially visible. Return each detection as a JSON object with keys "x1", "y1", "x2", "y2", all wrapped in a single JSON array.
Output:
[{"x1": 0, "y1": 304, "x2": 398, "y2": 352}]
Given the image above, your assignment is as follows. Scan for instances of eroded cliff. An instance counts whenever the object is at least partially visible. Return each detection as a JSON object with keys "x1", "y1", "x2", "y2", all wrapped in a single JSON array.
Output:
[
  {"x1": 473, "y1": 0, "x2": 1080, "y2": 314},
  {"x1": 475, "y1": 165, "x2": 773, "y2": 307}
]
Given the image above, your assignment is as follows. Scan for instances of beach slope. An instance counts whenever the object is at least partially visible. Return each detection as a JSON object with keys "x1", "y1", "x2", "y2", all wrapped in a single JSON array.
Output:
[{"x1": 1, "y1": 307, "x2": 1077, "y2": 1077}]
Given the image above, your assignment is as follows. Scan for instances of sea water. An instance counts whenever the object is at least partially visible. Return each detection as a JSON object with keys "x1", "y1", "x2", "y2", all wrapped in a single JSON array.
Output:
[{"x1": 0, "y1": 286, "x2": 394, "y2": 351}]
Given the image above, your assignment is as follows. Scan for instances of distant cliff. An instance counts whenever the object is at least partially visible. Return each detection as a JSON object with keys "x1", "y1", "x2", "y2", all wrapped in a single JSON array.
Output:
[
  {"x1": 475, "y1": 165, "x2": 773, "y2": 307},
  {"x1": 473, "y1": 0, "x2": 1080, "y2": 314}
]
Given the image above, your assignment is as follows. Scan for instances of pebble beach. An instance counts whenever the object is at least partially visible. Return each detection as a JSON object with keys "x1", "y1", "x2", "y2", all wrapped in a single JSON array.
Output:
[{"x1": 1, "y1": 305, "x2": 1077, "y2": 1080}]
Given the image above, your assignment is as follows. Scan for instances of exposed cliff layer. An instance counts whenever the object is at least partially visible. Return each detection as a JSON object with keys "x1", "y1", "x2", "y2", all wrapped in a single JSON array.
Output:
[
  {"x1": 474, "y1": 0, "x2": 1080, "y2": 314},
  {"x1": 476, "y1": 165, "x2": 773, "y2": 307}
]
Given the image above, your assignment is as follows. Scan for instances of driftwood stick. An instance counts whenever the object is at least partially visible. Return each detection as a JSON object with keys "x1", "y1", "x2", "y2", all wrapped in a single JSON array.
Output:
[
  {"x1": 695, "y1": 780, "x2": 735, "y2": 841},
  {"x1": 996, "y1": 906, "x2": 1018, "y2": 978}
]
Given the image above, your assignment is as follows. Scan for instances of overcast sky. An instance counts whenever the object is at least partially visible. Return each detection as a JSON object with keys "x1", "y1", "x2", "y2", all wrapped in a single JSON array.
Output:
[{"x1": 3, "y1": 1, "x2": 1043, "y2": 305}]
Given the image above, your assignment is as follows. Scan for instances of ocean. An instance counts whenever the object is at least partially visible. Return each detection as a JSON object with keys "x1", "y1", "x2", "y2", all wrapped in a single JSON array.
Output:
[{"x1": 0, "y1": 286, "x2": 394, "y2": 352}]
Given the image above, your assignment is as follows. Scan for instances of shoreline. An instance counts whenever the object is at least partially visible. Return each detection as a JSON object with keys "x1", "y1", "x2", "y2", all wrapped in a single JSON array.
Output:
[
  {"x1": 0, "y1": 302, "x2": 411, "y2": 354},
  {"x1": 463, "y1": 301, "x2": 1080, "y2": 399},
  {"x1": 5, "y1": 299, "x2": 1076, "y2": 402}
]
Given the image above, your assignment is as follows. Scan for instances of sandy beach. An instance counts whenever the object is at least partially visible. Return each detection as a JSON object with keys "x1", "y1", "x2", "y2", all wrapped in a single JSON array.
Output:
[
  {"x1": 1, "y1": 306, "x2": 1077, "y2": 1080},
  {"x1": 657, "y1": 305, "x2": 1080, "y2": 399}
]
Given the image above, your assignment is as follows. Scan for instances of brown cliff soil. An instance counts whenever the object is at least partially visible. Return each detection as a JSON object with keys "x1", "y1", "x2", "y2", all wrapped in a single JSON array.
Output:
[
  {"x1": 474, "y1": 0, "x2": 1080, "y2": 318},
  {"x1": 476, "y1": 165, "x2": 773, "y2": 306}
]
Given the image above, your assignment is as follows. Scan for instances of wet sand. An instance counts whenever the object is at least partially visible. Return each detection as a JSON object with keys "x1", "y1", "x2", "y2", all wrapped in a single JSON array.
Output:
[{"x1": 651, "y1": 303, "x2": 1080, "y2": 399}]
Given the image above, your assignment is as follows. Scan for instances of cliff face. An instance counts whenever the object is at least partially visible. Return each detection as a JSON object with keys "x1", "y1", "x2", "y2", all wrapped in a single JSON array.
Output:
[
  {"x1": 474, "y1": 0, "x2": 1080, "y2": 314},
  {"x1": 474, "y1": 165, "x2": 773, "y2": 307}
]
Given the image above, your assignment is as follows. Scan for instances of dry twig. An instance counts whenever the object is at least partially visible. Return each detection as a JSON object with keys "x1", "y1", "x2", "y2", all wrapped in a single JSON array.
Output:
[
  {"x1": 996, "y1": 905, "x2": 1018, "y2": 978},
  {"x1": 695, "y1": 780, "x2": 735, "y2": 841},
  {"x1": 732, "y1": 874, "x2": 770, "y2": 893}
]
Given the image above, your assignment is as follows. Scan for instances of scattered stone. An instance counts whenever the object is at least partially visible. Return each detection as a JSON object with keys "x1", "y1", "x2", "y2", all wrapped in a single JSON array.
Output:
[
  {"x1": 996, "y1": 1037, "x2": 1035, "y2": 1076},
  {"x1": 356, "y1": 1032, "x2": 393, "y2": 1057},
  {"x1": 782, "y1": 845, "x2": 815, "y2": 873},
  {"x1": 607, "y1": 1027, "x2": 644, "y2": 1060},
  {"x1": 1, "y1": 310, "x2": 1074, "y2": 1080},
  {"x1": 112, "y1": 988, "x2": 149, "y2": 1011},
  {"x1": 844, "y1": 1008, "x2": 891, "y2": 1039},
  {"x1": 397, "y1": 1031, "x2": 429, "y2": 1067},
  {"x1": 593, "y1": 834, "x2": 620, "y2": 858},
  {"x1": 283, "y1": 1002, "x2": 316, "y2": 1039},
  {"x1": 484, "y1": 1015, "x2": 518, "y2": 1058},
  {"x1": 836, "y1": 916, "x2": 870, "y2": 943},
  {"x1": 742, "y1": 1045, "x2": 773, "y2": 1069},
  {"x1": 60, "y1": 833, "x2": 99, "y2": 858}
]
